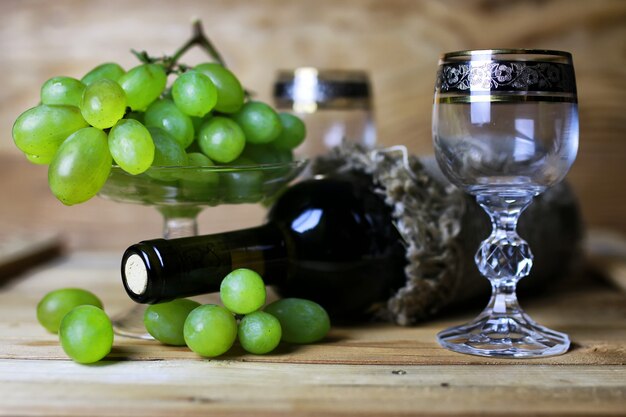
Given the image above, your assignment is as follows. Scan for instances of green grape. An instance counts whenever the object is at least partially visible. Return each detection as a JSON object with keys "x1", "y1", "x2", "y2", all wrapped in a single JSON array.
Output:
[
  {"x1": 240, "y1": 143, "x2": 293, "y2": 166},
  {"x1": 194, "y1": 63, "x2": 245, "y2": 114},
  {"x1": 241, "y1": 143, "x2": 282, "y2": 165},
  {"x1": 172, "y1": 71, "x2": 217, "y2": 117},
  {"x1": 222, "y1": 156, "x2": 264, "y2": 203},
  {"x1": 177, "y1": 152, "x2": 218, "y2": 184},
  {"x1": 220, "y1": 268, "x2": 266, "y2": 315},
  {"x1": 186, "y1": 152, "x2": 214, "y2": 167},
  {"x1": 231, "y1": 101, "x2": 282, "y2": 144},
  {"x1": 149, "y1": 127, "x2": 188, "y2": 167},
  {"x1": 273, "y1": 113, "x2": 307, "y2": 151},
  {"x1": 126, "y1": 111, "x2": 144, "y2": 123},
  {"x1": 81, "y1": 62, "x2": 125, "y2": 85},
  {"x1": 80, "y1": 79, "x2": 127, "y2": 129},
  {"x1": 238, "y1": 311, "x2": 282, "y2": 354},
  {"x1": 145, "y1": 99, "x2": 194, "y2": 149},
  {"x1": 117, "y1": 63, "x2": 167, "y2": 111},
  {"x1": 36, "y1": 288, "x2": 103, "y2": 333},
  {"x1": 40, "y1": 76, "x2": 86, "y2": 107},
  {"x1": 190, "y1": 115, "x2": 210, "y2": 133},
  {"x1": 108, "y1": 119, "x2": 155, "y2": 175},
  {"x1": 264, "y1": 298, "x2": 330, "y2": 344},
  {"x1": 185, "y1": 138, "x2": 203, "y2": 154},
  {"x1": 197, "y1": 116, "x2": 245, "y2": 163},
  {"x1": 184, "y1": 304, "x2": 237, "y2": 357},
  {"x1": 59, "y1": 305, "x2": 113, "y2": 364},
  {"x1": 276, "y1": 148, "x2": 294, "y2": 163},
  {"x1": 177, "y1": 152, "x2": 219, "y2": 202},
  {"x1": 13, "y1": 104, "x2": 88, "y2": 159},
  {"x1": 48, "y1": 127, "x2": 112, "y2": 205},
  {"x1": 24, "y1": 152, "x2": 54, "y2": 165},
  {"x1": 144, "y1": 299, "x2": 200, "y2": 346},
  {"x1": 146, "y1": 127, "x2": 187, "y2": 182}
]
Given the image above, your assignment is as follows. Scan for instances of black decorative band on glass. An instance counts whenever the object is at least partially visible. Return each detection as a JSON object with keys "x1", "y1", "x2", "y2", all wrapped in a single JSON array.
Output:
[
  {"x1": 436, "y1": 61, "x2": 576, "y2": 94},
  {"x1": 273, "y1": 80, "x2": 371, "y2": 103}
]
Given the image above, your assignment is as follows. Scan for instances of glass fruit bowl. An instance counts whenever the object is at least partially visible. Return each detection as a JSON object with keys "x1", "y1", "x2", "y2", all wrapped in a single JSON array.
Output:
[{"x1": 98, "y1": 159, "x2": 307, "y2": 337}]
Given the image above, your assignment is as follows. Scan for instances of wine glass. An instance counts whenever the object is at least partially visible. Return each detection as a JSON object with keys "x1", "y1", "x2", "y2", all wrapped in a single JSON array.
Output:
[
  {"x1": 432, "y1": 49, "x2": 579, "y2": 358},
  {"x1": 99, "y1": 160, "x2": 307, "y2": 338},
  {"x1": 273, "y1": 68, "x2": 376, "y2": 158}
]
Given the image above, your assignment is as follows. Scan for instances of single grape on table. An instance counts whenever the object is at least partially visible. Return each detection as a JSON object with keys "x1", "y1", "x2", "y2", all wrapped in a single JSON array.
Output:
[
  {"x1": 59, "y1": 305, "x2": 114, "y2": 364},
  {"x1": 12, "y1": 23, "x2": 306, "y2": 206},
  {"x1": 184, "y1": 304, "x2": 238, "y2": 357},
  {"x1": 265, "y1": 298, "x2": 331, "y2": 344},
  {"x1": 220, "y1": 268, "x2": 267, "y2": 315},
  {"x1": 144, "y1": 298, "x2": 200, "y2": 346},
  {"x1": 36, "y1": 288, "x2": 103, "y2": 333},
  {"x1": 238, "y1": 311, "x2": 282, "y2": 354}
]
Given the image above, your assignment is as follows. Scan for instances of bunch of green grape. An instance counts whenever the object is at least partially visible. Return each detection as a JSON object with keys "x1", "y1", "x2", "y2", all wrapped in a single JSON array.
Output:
[
  {"x1": 36, "y1": 270, "x2": 330, "y2": 363},
  {"x1": 13, "y1": 57, "x2": 306, "y2": 206},
  {"x1": 145, "y1": 268, "x2": 331, "y2": 357}
]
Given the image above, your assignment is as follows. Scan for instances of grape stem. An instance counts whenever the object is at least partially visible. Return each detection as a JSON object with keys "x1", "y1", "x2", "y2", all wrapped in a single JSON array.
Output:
[
  {"x1": 166, "y1": 20, "x2": 227, "y2": 71},
  {"x1": 131, "y1": 20, "x2": 227, "y2": 74}
]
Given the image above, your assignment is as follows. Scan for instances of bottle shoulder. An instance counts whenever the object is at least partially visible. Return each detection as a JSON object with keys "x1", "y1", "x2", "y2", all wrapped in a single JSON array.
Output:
[{"x1": 268, "y1": 175, "x2": 401, "y2": 259}]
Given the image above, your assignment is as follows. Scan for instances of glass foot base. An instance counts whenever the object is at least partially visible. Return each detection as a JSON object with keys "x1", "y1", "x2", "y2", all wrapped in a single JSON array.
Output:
[
  {"x1": 437, "y1": 312, "x2": 570, "y2": 358},
  {"x1": 111, "y1": 304, "x2": 153, "y2": 340}
]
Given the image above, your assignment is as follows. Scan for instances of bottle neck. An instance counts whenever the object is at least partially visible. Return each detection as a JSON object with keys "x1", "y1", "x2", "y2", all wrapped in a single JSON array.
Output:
[{"x1": 121, "y1": 223, "x2": 288, "y2": 303}]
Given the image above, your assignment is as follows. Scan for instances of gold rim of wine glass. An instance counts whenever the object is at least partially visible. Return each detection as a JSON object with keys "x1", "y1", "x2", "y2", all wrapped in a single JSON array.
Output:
[{"x1": 440, "y1": 48, "x2": 573, "y2": 61}]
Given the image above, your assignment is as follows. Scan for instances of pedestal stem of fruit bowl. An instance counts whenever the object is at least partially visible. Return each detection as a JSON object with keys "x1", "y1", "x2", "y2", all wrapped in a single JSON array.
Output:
[{"x1": 157, "y1": 206, "x2": 202, "y2": 239}]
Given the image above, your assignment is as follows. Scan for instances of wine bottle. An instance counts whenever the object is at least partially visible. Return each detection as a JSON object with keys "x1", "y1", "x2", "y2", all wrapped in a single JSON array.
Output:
[
  {"x1": 121, "y1": 168, "x2": 582, "y2": 323},
  {"x1": 123, "y1": 172, "x2": 407, "y2": 320}
]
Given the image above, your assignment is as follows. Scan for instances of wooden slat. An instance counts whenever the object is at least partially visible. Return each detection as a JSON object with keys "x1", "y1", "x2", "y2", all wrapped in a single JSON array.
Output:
[
  {"x1": 1, "y1": 360, "x2": 625, "y2": 417},
  {"x1": 0, "y1": 252, "x2": 625, "y2": 416}
]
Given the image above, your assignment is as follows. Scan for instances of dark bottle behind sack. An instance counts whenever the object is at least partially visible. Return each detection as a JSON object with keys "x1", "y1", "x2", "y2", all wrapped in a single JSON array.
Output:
[{"x1": 121, "y1": 166, "x2": 582, "y2": 324}]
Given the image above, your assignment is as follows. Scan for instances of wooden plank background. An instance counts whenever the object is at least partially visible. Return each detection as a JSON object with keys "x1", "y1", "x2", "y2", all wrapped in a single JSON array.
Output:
[{"x1": 1, "y1": 0, "x2": 625, "y2": 250}]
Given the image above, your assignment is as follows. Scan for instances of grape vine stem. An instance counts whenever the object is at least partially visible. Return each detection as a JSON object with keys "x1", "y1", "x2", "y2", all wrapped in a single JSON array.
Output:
[
  {"x1": 166, "y1": 20, "x2": 227, "y2": 71},
  {"x1": 132, "y1": 20, "x2": 227, "y2": 74}
]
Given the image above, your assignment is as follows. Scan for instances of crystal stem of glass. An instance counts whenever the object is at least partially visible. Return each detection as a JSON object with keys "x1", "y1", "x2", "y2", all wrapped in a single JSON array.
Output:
[
  {"x1": 111, "y1": 205, "x2": 202, "y2": 339},
  {"x1": 436, "y1": 192, "x2": 570, "y2": 358}
]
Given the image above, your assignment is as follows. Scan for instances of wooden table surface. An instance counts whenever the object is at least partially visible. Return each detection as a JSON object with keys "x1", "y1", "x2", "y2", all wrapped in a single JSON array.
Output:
[{"x1": 1, "y1": 252, "x2": 625, "y2": 417}]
